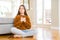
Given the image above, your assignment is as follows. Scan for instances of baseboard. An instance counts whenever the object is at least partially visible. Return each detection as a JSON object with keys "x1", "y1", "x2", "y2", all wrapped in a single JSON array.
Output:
[{"x1": 0, "y1": 33, "x2": 13, "y2": 36}]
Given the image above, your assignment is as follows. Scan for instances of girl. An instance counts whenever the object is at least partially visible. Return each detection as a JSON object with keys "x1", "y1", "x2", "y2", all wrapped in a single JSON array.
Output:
[{"x1": 11, "y1": 5, "x2": 34, "y2": 37}]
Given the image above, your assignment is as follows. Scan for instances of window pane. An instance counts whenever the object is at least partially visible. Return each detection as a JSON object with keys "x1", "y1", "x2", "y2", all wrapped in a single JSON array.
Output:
[
  {"x1": 37, "y1": 0, "x2": 43, "y2": 24},
  {"x1": 44, "y1": 0, "x2": 51, "y2": 24},
  {"x1": 0, "y1": 1, "x2": 12, "y2": 18},
  {"x1": 37, "y1": 0, "x2": 51, "y2": 24},
  {"x1": 0, "y1": 0, "x2": 21, "y2": 18}
]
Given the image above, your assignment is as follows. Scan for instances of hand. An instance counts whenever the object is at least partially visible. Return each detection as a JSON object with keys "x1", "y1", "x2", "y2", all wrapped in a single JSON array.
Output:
[
  {"x1": 21, "y1": 17, "x2": 26, "y2": 22},
  {"x1": 23, "y1": 18, "x2": 26, "y2": 22},
  {"x1": 21, "y1": 17, "x2": 24, "y2": 22}
]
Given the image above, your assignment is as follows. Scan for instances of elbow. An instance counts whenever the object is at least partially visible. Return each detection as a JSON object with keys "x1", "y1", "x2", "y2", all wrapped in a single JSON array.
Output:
[{"x1": 27, "y1": 24, "x2": 31, "y2": 29}]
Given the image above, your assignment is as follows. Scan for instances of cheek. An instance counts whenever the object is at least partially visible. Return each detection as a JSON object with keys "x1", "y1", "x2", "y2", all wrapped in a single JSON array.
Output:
[
  {"x1": 22, "y1": 10, "x2": 25, "y2": 12},
  {"x1": 20, "y1": 9, "x2": 25, "y2": 12}
]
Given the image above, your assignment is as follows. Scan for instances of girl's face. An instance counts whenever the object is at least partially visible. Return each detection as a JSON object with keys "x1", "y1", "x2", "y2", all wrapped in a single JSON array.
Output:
[{"x1": 19, "y1": 6, "x2": 25, "y2": 15}]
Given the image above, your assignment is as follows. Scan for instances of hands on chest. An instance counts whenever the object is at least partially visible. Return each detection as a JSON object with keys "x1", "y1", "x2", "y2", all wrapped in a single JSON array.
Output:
[{"x1": 20, "y1": 17, "x2": 26, "y2": 22}]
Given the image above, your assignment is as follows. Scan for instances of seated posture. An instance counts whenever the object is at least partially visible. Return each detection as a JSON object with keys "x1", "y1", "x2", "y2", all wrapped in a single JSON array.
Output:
[{"x1": 11, "y1": 5, "x2": 35, "y2": 37}]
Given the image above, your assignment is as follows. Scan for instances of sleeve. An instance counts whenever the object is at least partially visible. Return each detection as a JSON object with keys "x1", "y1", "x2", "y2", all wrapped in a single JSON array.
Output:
[
  {"x1": 23, "y1": 16, "x2": 31, "y2": 29},
  {"x1": 13, "y1": 15, "x2": 22, "y2": 27}
]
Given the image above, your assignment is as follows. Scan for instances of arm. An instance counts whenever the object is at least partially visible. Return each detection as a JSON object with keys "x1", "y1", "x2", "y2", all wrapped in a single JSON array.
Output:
[
  {"x1": 23, "y1": 16, "x2": 31, "y2": 29},
  {"x1": 13, "y1": 15, "x2": 22, "y2": 27}
]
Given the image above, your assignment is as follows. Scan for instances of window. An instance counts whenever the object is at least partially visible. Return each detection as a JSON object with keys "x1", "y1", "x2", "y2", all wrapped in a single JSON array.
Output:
[
  {"x1": 0, "y1": 1, "x2": 12, "y2": 18},
  {"x1": 44, "y1": 0, "x2": 51, "y2": 24},
  {"x1": 37, "y1": 0, "x2": 43, "y2": 24},
  {"x1": 37, "y1": 0, "x2": 51, "y2": 24},
  {"x1": 0, "y1": 0, "x2": 21, "y2": 18}
]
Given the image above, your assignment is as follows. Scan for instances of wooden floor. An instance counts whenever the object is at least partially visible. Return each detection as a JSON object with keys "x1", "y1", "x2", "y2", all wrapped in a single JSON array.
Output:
[
  {"x1": 52, "y1": 30, "x2": 59, "y2": 40},
  {"x1": 0, "y1": 31, "x2": 59, "y2": 40},
  {"x1": 0, "y1": 29, "x2": 59, "y2": 40},
  {"x1": 0, "y1": 34, "x2": 35, "y2": 40},
  {"x1": 0, "y1": 33, "x2": 59, "y2": 40}
]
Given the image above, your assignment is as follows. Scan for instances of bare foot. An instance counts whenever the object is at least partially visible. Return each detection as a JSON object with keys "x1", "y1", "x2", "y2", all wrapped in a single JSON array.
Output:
[{"x1": 14, "y1": 35, "x2": 22, "y2": 38}]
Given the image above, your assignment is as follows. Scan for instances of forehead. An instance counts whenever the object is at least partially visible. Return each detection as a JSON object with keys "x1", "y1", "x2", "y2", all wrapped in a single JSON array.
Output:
[{"x1": 20, "y1": 6, "x2": 24, "y2": 8}]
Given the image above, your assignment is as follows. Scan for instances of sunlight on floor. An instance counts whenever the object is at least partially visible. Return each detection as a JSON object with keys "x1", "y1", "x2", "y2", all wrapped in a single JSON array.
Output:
[{"x1": 36, "y1": 28, "x2": 52, "y2": 40}]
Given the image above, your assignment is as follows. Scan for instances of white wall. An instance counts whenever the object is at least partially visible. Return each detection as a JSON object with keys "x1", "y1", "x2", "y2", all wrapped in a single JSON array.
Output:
[
  {"x1": 51, "y1": 0, "x2": 59, "y2": 27},
  {"x1": 27, "y1": 0, "x2": 36, "y2": 25},
  {"x1": 59, "y1": 0, "x2": 60, "y2": 29},
  {"x1": 58, "y1": 0, "x2": 60, "y2": 35}
]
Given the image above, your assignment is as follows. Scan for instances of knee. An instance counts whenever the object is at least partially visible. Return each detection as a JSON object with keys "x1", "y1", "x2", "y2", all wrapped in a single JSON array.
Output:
[
  {"x1": 11, "y1": 27, "x2": 14, "y2": 33},
  {"x1": 11, "y1": 27, "x2": 16, "y2": 33}
]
